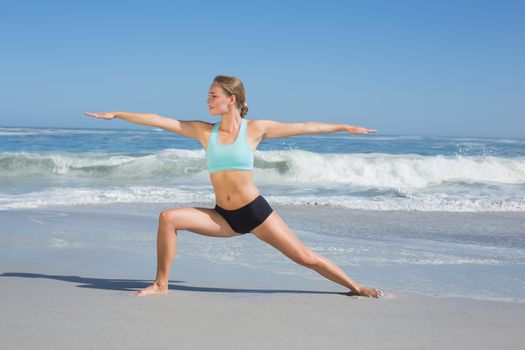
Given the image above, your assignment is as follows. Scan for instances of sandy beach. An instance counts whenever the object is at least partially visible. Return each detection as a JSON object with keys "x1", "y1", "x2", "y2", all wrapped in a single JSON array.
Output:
[
  {"x1": 1, "y1": 243, "x2": 524, "y2": 350},
  {"x1": 1, "y1": 200, "x2": 524, "y2": 350}
]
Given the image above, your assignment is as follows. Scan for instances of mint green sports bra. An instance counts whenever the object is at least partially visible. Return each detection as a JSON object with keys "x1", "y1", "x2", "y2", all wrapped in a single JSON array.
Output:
[{"x1": 206, "y1": 118, "x2": 254, "y2": 174}]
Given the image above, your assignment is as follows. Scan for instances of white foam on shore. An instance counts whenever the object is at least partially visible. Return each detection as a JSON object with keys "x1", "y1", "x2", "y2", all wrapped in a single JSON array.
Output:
[
  {"x1": 267, "y1": 193, "x2": 525, "y2": 212},
  {"x1": 1, "y1": 186, "x2": 525, "y2": 212},
  {"x1": 0, "y1": 186, "x2": 215, "y2": 210}
]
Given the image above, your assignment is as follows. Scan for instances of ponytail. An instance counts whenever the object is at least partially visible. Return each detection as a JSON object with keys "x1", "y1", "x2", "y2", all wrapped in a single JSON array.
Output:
[{"x1": 240, "y1": 102, "x2": 249, "y2": 118}]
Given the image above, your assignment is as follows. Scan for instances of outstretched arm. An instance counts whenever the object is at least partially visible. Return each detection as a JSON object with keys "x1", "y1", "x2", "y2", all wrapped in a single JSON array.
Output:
[
  {"x1": 258, "y1": 120, "x2": 377, "y2": 139},
  {"x1": 82, "y1": 111, "x2": 208, "y2": 140}
]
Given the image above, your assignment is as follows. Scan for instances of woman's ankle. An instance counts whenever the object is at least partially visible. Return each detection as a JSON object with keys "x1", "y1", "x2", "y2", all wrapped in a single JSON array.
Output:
[{"x1": 153, "y1": 280, "x2": 168, "y2": 289}]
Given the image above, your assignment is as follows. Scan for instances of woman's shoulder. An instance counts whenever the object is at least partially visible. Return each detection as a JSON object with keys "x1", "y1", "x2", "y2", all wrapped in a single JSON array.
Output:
[
  {"x1": 188, "y1": 120, "x2": 216, "y2": 149},
  {"x1": 246, "y1": 118, "x2": 275, "y2": 133},
  {"x1": 246, "y1": 118, "x2": 269, "y2": 129},
  {"x1": 192, "y1": 120, "x2": 215, "y2": 132}
]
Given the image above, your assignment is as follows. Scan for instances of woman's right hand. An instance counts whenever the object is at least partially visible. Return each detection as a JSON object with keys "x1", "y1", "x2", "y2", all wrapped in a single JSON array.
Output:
[{"x1": 83, "y1": 111, "x2": 118, "y2": 120}]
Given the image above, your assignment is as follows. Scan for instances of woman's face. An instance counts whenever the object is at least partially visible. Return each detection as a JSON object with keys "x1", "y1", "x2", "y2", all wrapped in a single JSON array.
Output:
[{"x1": 207, "y1": 83, "x2": 233, "y2": 116}]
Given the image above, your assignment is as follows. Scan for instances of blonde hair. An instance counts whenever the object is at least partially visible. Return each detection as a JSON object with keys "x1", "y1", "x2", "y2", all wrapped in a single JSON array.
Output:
[{"x1": 213, "y1": 75, "x2": 249, "y2": 118}]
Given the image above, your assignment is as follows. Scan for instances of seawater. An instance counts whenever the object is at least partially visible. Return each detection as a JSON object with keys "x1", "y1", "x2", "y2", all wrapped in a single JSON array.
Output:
[
  {"x1": 1, "y1": 125, "x2": 525, "y2": 301},
  {"x1": 1, "y1": 126, "x2": 525, "y2": 212}
]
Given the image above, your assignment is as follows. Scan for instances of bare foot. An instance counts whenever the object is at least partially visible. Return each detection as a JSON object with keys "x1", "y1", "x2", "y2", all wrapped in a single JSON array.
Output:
[
  {"x1": 131, "y1": 283, "x2": 168, "y2": 297},
  {"x1": 349, "y1": 287, "x2": 383, "y2": 298}
]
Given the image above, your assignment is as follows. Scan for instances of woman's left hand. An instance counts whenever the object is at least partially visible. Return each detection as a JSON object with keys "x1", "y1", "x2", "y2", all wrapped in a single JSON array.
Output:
[{"x1": 346, "y1": 125, "x2": 378, "y2": 134}]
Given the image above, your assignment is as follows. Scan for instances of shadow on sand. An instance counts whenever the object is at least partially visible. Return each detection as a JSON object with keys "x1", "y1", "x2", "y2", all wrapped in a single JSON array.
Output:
[{"x1": 1, "y1": 272, "x2": 352, "y2": 296}]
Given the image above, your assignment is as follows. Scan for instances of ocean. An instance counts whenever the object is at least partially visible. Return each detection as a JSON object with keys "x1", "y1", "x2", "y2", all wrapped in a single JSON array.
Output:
[{"x1": 1, "y1": 125, "x2": 524, "y2": 301}]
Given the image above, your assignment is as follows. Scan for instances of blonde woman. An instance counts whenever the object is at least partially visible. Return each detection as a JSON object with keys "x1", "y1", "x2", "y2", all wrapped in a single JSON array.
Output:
[{"x1": 83, "y1": 75, "x2": 382, "y2": 298}]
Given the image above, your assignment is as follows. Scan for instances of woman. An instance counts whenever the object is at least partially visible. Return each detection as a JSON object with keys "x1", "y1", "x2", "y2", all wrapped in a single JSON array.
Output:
[{"x1": 83, "y1": 75, "x2": 382, "y2": 298}]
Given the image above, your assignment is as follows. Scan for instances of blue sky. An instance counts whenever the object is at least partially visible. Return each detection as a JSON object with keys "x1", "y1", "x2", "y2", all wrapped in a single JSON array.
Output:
[{"x1": 0, "y1": 0, "x2": 523, "y2": 137}]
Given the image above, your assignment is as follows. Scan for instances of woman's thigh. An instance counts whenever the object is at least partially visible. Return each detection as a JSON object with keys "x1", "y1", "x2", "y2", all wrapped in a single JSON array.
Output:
[
  {"x1": 250, "y1": 211, "x2": 316, "y2": 265},
  {"x1": 161, "y1": 207, "x2": 238, "y2": 238}
]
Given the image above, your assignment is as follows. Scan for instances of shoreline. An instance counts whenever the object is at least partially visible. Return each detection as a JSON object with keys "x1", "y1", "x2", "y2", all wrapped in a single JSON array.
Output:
[
  {"x1": 2, "y1": 244, "x2": 524, "y2": 303},
  {"x1": 1, "y1": 203, "x2": 524, "y2": 302}
]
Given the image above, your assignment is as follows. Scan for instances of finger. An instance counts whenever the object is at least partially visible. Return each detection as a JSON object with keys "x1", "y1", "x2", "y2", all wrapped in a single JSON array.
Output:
[{"x1": 83, "y1": 112, "x2": 97, "y2": 117}]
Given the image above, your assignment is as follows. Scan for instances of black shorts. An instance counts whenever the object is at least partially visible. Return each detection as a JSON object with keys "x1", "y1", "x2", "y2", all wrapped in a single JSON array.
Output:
[{"x1": 215, "y1": 195, "x2": 274, "y2": 234}]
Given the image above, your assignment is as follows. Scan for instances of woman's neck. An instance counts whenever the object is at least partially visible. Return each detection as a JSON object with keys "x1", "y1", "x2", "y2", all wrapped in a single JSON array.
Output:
[{"x1": 219, "y1": 110, "x2": 242, "y2": 132}]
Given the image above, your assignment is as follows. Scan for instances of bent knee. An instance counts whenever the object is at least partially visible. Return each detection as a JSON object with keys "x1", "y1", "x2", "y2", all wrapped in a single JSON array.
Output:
[{"x1": 159, "y1": 209, "x2": 178, "y2": 225}]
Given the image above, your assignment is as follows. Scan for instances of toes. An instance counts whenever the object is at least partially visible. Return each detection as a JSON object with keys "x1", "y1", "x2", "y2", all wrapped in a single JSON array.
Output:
[
  {"x1": 130, "y1": 288, "x2": 150, "y2": 297},
  {"x1": 130, "y1": 285, "x2": 168, "y2": 297}
]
